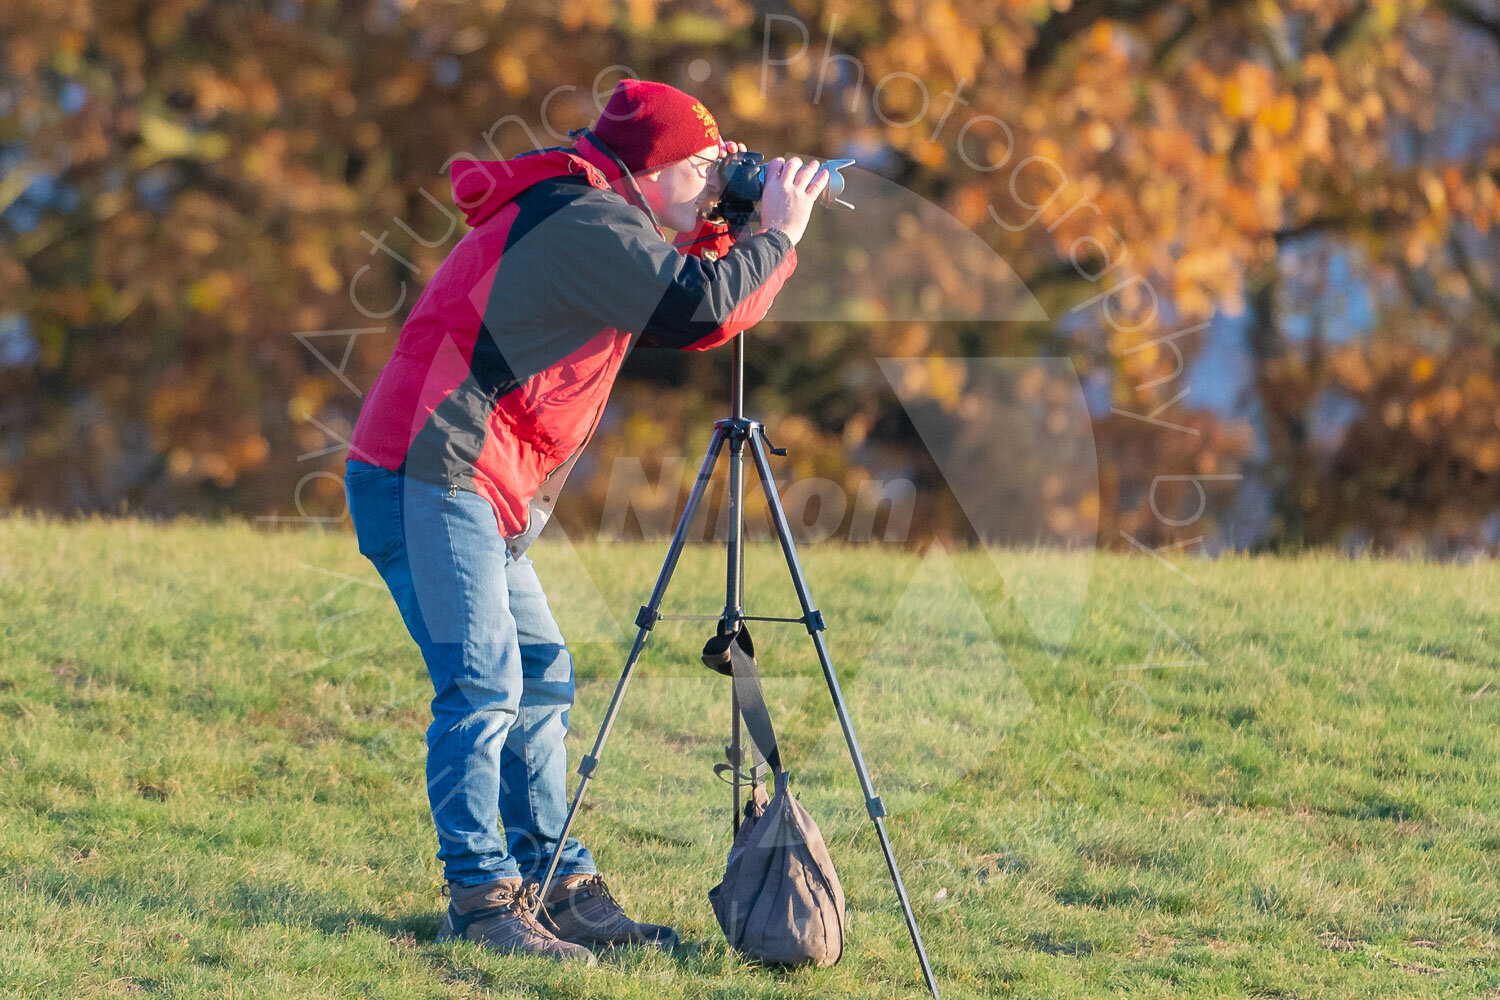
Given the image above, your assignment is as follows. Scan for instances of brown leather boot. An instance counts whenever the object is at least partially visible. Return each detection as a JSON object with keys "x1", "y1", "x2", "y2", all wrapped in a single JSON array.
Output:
[
  {"x1": 435, "y1": 877, "x2": 597, "y2": 965},
  {"x1": 534, "y1": 873, "x2": 679, "y2": 951}
]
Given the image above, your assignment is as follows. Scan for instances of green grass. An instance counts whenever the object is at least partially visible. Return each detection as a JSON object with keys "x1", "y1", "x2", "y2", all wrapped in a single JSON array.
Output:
[{"x1": 1, "y1": 514, "x2": 1497, "y2": 998}]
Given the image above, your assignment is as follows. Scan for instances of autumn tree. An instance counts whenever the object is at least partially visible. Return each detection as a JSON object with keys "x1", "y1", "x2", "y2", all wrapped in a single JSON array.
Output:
[{"x1": 1, "y1": 0, "x2": 1495, "y2": 552}]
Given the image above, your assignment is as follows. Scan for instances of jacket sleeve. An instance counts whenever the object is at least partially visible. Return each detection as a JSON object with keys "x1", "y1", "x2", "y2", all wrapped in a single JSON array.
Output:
[{"x1": 540, "y1": 188, "x2": 796, "y2": 351}]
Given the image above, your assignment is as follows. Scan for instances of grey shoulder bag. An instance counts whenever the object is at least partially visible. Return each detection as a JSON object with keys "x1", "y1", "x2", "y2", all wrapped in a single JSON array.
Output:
[{"x1": 705, "y1": 626, "x2": 847, "y2": 967}]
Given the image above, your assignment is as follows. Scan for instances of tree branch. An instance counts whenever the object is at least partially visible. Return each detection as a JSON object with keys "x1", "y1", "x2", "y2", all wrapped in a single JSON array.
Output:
[
  {"x1": 1320, "y1": 0, "x2": 1372, "y2": 53},
  {"x1": 1449, "y1": 228, "x2": 1500, "y2": 331},
  {"x1": 1270, "y1": 208, "x2": 1401, "y2": 244},
  {"x1": 1025, "y1": 0, "x2": 1176, "y2": 79},
  {"x1": 1439, "y1": 0, "x2": 1500, "y2": 51}
]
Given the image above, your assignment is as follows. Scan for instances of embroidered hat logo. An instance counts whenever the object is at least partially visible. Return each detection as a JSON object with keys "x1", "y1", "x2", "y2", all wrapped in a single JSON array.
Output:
[{"x1": 692, "y1": 101, "x2": 721, "y2": 143}]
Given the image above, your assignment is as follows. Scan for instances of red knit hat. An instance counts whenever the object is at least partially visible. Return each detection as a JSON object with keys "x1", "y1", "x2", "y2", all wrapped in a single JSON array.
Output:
[{"x1": 588, "y1": 79, "x2": 722, "y2": 175}]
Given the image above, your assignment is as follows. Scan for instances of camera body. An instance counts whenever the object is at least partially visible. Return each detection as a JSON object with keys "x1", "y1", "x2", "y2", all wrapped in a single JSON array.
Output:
[{"x1": 703, "y1": 151, "x2": 855, "y2": 229}]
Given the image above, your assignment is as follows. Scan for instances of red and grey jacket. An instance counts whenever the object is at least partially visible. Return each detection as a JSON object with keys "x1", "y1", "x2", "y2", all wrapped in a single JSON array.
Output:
[{"x1": 347, "y1": 129, "x2": 797, "y2": 553}]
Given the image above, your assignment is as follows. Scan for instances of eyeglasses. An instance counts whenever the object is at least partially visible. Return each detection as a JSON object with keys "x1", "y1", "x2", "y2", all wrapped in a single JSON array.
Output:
[{"x1": 686, "y1": 153, "x2": 720, "y2": 179}]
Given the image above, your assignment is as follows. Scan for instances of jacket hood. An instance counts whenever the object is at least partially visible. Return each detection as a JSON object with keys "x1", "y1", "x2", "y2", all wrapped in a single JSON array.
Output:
[{"x1": 448, "y1": 129, "x2": 662, "y2": 232}]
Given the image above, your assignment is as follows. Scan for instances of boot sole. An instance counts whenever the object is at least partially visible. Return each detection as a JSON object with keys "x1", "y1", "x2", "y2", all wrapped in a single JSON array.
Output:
[
  {"x1": 437, "y1": 911, "x2": 598, "y2": 965},
  {"x1": 558, "y1": 929, "x2": 680, "y2": 952}
]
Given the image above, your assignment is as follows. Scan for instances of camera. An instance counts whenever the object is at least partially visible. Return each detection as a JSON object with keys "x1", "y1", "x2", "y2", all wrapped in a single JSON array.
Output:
[{"x1": 702, "y1": 151, "x2": 856, "y2": 229}]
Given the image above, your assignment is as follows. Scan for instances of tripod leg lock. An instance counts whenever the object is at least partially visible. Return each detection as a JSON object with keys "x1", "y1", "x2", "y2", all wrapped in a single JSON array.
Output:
[
  {"x1": 803, "y1": 609, "x2": 826, "y2": 634},
  {"x1": 634, "y1": 606, "x2": 659, "y2": 630},
  {"x1": 578, "y1": 754, "x2": 599, "y2": 778},
  {"x1": 865, "y1": 795, "x2": 887, "y2": 820}
]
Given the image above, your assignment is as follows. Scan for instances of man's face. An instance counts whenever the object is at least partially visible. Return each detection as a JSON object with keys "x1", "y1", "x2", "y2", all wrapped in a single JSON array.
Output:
[{"x1": 637, "y1": 143, "x2": 723, "y2": 234}]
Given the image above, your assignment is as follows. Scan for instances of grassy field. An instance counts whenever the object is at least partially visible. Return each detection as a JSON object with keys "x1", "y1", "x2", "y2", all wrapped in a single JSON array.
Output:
[{"x1": 0, "y1": 514, "x2": 1496, "y2": 999}]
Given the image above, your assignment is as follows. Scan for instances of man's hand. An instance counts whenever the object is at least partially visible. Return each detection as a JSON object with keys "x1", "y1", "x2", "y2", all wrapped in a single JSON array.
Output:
[
  {"x1": 757, "y1": 157, "x2": 828, "y2": 247},
  {"x1": 701, "y1": 139, "x2": 746, "y2": 202},
  {"x1": 690, "y1": 139, "x2": 747, "y2": 226}
]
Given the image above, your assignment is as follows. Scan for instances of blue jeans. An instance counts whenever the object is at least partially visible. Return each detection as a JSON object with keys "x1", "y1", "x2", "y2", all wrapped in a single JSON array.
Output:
[{"x1": 344, "y1": 459, "x2": 597, "y2": 886}]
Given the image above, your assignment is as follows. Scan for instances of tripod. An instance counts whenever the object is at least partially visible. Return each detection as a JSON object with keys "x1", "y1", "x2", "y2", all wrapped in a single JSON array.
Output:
[{"x1": 531, "y1": 321, "x2": 941, "y2": 999}]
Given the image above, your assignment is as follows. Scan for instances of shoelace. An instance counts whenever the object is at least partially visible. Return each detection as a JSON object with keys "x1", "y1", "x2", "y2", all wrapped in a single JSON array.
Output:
[
  {"x1": 568, "y1": 874, "x2": 623, "y2": 915},
  {"x1": 506, "y1": 881, "x2": 554, "y2": 935}
]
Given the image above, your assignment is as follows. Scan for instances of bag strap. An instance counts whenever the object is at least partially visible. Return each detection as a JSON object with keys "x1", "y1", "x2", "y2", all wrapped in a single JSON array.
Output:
[
  {"x1": 726, "y1": 626, "x2": 784, "y2": 777},
  {"x1": 713, "y1": 733, "x2": 766, "y2": 785}
]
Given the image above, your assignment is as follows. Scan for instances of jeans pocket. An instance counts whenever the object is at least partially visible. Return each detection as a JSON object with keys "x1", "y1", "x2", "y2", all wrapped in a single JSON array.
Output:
[
  {"x1": 346, "y1": 467, "x2": 403, "y2": 563},
  {"x1": 345, "y1": 460, "x2": 392, "y2": 485}
]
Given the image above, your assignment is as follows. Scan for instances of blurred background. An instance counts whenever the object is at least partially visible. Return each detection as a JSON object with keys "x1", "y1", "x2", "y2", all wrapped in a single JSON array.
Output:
[{"x1": 1, "y1": 0, "x2": 1497, "y2": 556}]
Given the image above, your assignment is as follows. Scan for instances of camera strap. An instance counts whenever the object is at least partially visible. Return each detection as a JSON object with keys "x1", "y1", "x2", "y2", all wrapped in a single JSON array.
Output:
[
  {"x1": 567, "y1": 126, "x2": 665, "y2": 236},
  {"x1": 725, "y1": 625, "x2": 784, "y2": 777}
]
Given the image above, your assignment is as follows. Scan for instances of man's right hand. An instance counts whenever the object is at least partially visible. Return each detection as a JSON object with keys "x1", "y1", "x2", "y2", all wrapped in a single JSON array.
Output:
[{"x1": 757, "y1": 156, "x2": 829, "y2": 247}]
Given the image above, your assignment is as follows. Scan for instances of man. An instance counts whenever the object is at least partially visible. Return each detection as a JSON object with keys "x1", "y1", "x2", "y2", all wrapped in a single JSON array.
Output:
[{"x1": 342, "y1": 78, "x2": 827, "y2": 965}]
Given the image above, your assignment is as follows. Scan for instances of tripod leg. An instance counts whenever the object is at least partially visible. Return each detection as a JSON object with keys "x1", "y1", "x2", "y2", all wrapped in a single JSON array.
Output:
[
  {"x1": 531, "y1": 424, "x2": 730, "y2": 912},
  {"x1": 746, "y1": 428, "x2": 943, "y2": 1000}
]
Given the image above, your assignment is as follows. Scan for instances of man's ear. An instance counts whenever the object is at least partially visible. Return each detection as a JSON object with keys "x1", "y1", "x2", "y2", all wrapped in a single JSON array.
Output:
[{"x1": 640, "y1": 167, "x2": 664, "y2": 182}]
